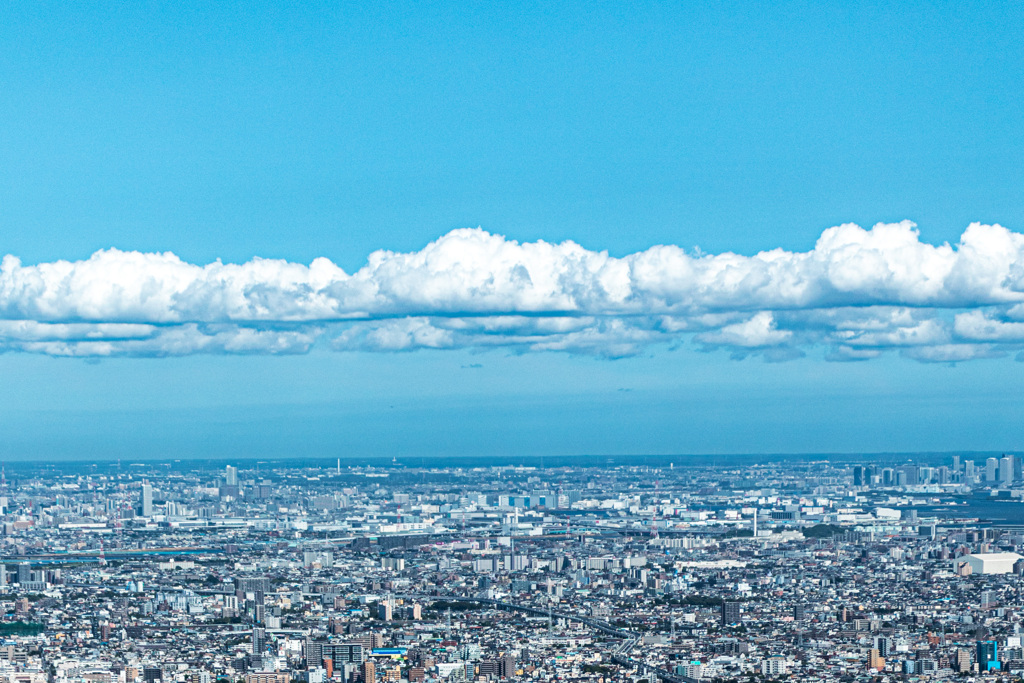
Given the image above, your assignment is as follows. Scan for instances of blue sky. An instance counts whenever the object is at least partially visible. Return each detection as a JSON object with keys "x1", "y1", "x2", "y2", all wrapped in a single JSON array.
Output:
[{"x1": 1, "y1": 1, "x2": 1024, "y2": 459}]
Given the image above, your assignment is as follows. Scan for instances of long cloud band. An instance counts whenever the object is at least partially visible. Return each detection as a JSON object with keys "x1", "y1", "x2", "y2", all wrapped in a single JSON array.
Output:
[{"x1": 2, "y1": 221, "x2": 1024, "y2": 361}]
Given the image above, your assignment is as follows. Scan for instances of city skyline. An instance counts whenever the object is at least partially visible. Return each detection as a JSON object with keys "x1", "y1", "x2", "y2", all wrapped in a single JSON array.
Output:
[{"x1": 5, "y1": 5, "x2": 1024, "y2": 682}]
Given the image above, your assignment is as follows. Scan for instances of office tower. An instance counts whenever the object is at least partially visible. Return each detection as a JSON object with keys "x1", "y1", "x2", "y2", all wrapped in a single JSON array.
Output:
[
  {"x1": 16, "y1": 563, "x2": 30, "y2": 585},
  {"x1": 0, "y1": 565, "x2": 7, "y2": 587},
  {"x1": 853, "y1": 466, "x2": 866, "y2": 487},
  {"x1": 1000, "y1": 455, "x2": 1014, "y2": 485},
  {"x1": 965, "y1": 460, "x2": 976, "y2": 481},
  {"x1": 977, "y1": 641, "x2": 999, "y2": 671},
  {"x1": 226, "y1": 465, "x2": 238, "y2": 486},
  {"x1": 721, "y1": 601, "x2": 741, "y2": 625},
  {"x1": 952, "y1": 455, "x2": 961, "y2": 473},
  {"x1": 140, "y1": 483, "x2": 153, "y2": 517},
  {"x1": 986, "y1": 458, "x2": 999, "y2": 483}
]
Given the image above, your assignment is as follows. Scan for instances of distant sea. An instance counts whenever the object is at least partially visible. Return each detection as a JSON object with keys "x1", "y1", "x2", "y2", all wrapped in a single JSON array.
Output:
[{"x1": 909, "y1": 500, "x2": 1024, "y2": 526}]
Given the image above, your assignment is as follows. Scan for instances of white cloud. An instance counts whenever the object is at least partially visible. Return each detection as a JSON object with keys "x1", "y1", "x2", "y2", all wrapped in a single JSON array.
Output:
[
  {"x1": 4, "y1": 221, "x2": 1024, "y2": 360},
  {"x1": 694, "y1": 312, "x2": 792, "y2": 348}
]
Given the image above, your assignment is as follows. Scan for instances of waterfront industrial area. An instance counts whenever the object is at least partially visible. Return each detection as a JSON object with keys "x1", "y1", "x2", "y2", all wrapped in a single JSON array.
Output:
[{"x1": 0, "y1": 455, "x2": 1022, "y2": 683}]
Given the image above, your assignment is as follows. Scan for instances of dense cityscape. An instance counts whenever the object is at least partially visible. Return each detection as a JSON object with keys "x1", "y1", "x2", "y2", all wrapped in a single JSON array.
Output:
[{"x1": 0, "y1": 455, "x2": 1020, "y2": 683}]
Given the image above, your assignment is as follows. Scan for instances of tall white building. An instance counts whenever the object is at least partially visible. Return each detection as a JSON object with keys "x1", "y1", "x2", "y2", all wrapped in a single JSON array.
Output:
[
  {"x1": 986, "y1": 457, "x2": 999, "y2": 483},
  {"x1": 1000, "y1": 455, "x2": 1014, "y2": 485},
  {"x1": 140, "y1": 483, "x2": 153, "y2": 517},
  {"x1": 225, "y1": 465, "x2": 238, "y2": 486}
]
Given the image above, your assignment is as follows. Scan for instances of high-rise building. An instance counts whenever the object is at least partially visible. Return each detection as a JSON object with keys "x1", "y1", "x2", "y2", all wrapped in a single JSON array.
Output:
[
  {"x1": 977, "y1": 641, "x2": 999, "y2": 671},
  {"x1": 17, "y1": 563, "x2": 30, "y2": 585},
  {"x1": 986, "y1": 458, "x2": 999, "y2": 483},
  {"x1": 853, "y1": 466, "x2": 867, "y2": 487},
  {"x1": 955, "y1": 649, "x2": 972, "y2": 673},
  {"x1": 868, "y1": 649, "x2": 885, "y2": 670},
  {"x1": 721, "y1": 601, "x2": 741, "y2": 625},
  {"x1": 499, "y1": 655, "x2": 515, "y2": 679},
  {"x1": 140, "y1": 483, "x2": 153, "y2": 517},
  {"x1": 252, "y1": 627, "x2": 266, "y2": 654},
  {"x1": 361, "y1": 661, "x2": 375, "y2": 683},
  {"x1": 226, "y1": 465, "x2": 238, "y2": 486},
  {"x1": 1000, "y1": 455, "x2": 1014, "y2": 485}
]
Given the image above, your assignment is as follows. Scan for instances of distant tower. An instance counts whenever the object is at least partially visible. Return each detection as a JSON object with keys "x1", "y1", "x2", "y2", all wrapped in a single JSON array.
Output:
[
  {"x1": 337, "y1": 458, "x2": 341, "y2": 475},
  {"x1": 139, "y1": 483, "x2": 153, "y2": 517},
  {"x1": 650, "y1": 479, "x2": 660, "y2": 540},
  {"x1": 753, "y1": 509, "x2": 758, "y2": 537}
]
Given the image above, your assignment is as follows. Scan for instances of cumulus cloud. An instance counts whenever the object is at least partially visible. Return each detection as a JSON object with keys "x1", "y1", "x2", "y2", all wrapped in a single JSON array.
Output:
[{"x1": 4, "y1": 220, "x2": 1024, "y2": 360}]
